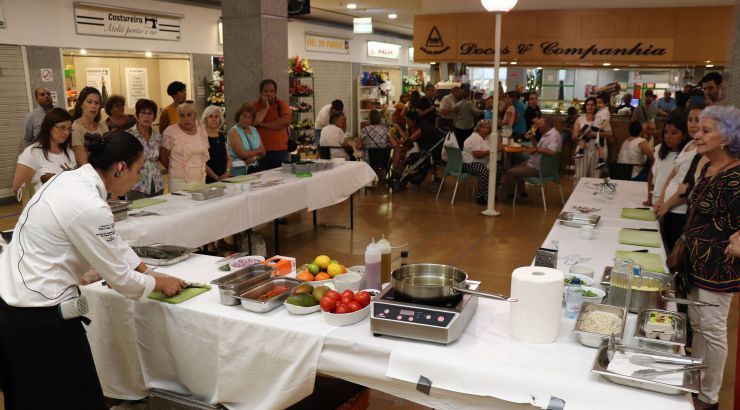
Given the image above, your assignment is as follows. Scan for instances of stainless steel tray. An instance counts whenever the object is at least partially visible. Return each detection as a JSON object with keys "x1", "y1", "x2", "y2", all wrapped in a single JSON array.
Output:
[
  {"x1": 211, "y1": 265, "x2": 275, "y2": 306},
  {"x1": 591, "y1": 342, "x2": 701, "y2": 395},
  {"x1": 108, "y1": 199, "x2": 130, "y2": 222},
  {"x1": 634, "y1": 309, "x2": 687, "y2": 353},
  {"x1": 237, "y1": 277, "x2": 300, "y2": 313},
  {"x1": 132, "y1": 244, "x2": 193, "y2": 266},
  {"x1": 191, "y1": 186, "x2": 225, "y2": 201},
  {"x1": 573, "y1": 302, "x2": 626, "y2": 348},
  {"x1": 557, "y1": 212, "x2": 600, "y2": 228}
]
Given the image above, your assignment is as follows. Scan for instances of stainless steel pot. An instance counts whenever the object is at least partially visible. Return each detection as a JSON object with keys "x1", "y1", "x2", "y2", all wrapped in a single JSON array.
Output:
[
  {"x1": 609, "y1": 271, "x2": 717, "y2": 312},
  {"x1": 390, "y1": 263, "x2": 517, "y2": 303}
]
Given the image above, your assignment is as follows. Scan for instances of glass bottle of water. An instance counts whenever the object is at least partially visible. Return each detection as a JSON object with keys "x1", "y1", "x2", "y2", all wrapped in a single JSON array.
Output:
[{"x1": 565, "y1": 277, "x2": 583, "y2": 319}]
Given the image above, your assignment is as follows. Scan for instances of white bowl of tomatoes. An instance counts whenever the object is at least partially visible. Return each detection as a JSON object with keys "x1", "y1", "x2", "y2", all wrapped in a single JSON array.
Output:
[{"x1": 321, "y1": 289, "x2": 373, "y2": 326}]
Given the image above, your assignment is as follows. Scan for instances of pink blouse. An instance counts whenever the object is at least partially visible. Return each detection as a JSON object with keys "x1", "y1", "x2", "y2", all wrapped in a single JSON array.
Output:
[{"x1": 162, "y1": 124, "x2": 210, "y2": 183}]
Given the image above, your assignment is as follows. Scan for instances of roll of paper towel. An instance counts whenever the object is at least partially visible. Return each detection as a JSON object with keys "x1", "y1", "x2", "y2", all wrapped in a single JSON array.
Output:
[{"x1": 509, "y1": 266, "x2": 564, "y2": 343}]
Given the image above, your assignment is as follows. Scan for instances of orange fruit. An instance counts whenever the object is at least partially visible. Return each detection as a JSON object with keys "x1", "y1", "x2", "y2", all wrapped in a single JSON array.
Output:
[
  {"x1": 315, "y1": 272, "x2": 331, "y2": 281},
  {"x1": 297, "y1": 271, "x2": 315, "y2": 282},
  {"x1": 340, "y1": 265, "x2": 347, "y2": 273}
]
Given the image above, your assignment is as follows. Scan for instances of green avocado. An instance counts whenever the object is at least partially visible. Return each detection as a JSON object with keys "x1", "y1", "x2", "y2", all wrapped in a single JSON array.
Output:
[{"x1": 287, "y1": 293, "x2": 319, "y2": 307}]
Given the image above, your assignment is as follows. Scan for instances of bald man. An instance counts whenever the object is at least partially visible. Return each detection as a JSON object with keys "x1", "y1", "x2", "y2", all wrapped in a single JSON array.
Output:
[{"x1": 22, "y1": 87, "x2": 55, "y2": 147}]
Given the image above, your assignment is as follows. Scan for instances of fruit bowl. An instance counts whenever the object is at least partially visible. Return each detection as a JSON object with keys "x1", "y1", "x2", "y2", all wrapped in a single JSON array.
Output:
[
  {"x1": 322, "y1": 303, "x2": 370, "y2": 326},
  {"x1": 284, "y1": 300, "x2": 321, "y2": 315}
]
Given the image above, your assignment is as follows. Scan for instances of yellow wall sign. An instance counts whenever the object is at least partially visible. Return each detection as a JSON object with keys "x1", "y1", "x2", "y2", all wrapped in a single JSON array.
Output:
[{"x1": 305, "y1": 33, "x2": 350, "y2": 54}]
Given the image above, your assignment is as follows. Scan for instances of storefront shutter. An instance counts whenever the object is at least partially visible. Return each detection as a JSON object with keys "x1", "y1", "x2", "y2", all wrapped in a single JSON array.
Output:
[
  {"x1": 310, "y1": 60, "x2": 352, "y2": 132},
  {"x1": 0, "y1": 45, "x2": 30, "y2": 198}
]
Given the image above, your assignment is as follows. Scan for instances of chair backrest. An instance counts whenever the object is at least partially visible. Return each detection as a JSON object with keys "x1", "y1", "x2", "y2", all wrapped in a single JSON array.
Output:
[
  {"x1": 367, "y1": 148, "x2": 392, "y2": 170},
  {"x1": 444, "y1": 146, "x2": 465, "y2": 176},
  {"x1": 608, "y1": 162, "x2": 634, "y2": 181},
  {"x1": 318, "y1": 146, "x2": 331, "y2": 160},
  {"x1": 539, "y1": 152, "x2": 562, "y2": 182}
]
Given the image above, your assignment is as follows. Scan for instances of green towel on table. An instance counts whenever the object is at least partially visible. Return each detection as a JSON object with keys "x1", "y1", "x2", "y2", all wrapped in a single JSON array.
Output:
[
  {"x1": 619, "y1": 229, "x2": 662, "y2": 248},
  {"x1": 223, "y1": 175, "x2": 259, "y2": 183},
  {"x1": 148, "y1": 285, "x2": 211, "y2": 304},
  {"x1": 180, "y1": 183, "x2": 227, "y2": 192},
  {"x1": 620, "y1": 208, "x2": 656, "y2": 221},
  {"x1": 615, "y1": 250, "x2": 665, "y2": 273},
  {"x1": 130, "y1": 197, "x2": 167, "y2": 209}
]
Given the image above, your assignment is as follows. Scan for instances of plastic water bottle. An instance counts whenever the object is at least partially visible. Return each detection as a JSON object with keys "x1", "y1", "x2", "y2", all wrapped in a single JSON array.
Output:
[
  {"x1": 364, "y1": 238, "x2": 382, "y2": 290},
  {"x1": 565, "y1": 277, "x2": 583, "y2": 319}
]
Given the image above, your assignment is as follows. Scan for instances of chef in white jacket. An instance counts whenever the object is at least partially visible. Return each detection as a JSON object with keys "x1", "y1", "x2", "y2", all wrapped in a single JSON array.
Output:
[{"x1": 0, "y1": 131, "x2": 185, "y2": 409}]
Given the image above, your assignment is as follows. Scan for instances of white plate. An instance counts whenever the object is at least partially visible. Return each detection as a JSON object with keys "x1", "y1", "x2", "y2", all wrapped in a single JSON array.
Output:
[{"x1": 322, "y1": 303, "x2": 370, "y2": 326}]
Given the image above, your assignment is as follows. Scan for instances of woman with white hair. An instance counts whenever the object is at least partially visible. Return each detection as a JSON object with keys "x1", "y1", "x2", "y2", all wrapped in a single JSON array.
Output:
[
  {"x1": 681, "y1": 105, "x2": 740, "y2": 410},
  {"x1": 201, "y1": 105, "x2": 231, "y2": 183},
  {"x1": 160, "y1": 101, "x2": 210, "y2": 192}
]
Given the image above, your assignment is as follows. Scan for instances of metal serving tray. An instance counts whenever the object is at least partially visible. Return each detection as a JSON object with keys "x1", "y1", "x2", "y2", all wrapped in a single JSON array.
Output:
[
  {"x1": 634, "y1": 309, "x2": 688, "y2": 353},
  {"x1": 107, "y1": 199, "x2": 130, "y2": 222},
  {"x1": 191, "y1": 186, "x2": 225, "y2": 201},
  {"x1": 131, "y1": 244, "x2": 193, "y2": 266},
  {"x1": 591, "y1": 342, "x2": 701, "y2": 395},
  {"x1": 210, "y1": 265, "x2": 275, "y2": 306},
  {"x1": 573, "y1": 302, "x2": 626, "y2": 348},
  {"x1": 237, "y1": 277, "x2": 300, "y2": 313},
  {"x1": 557, "y1": 212, "x2": 600, "y2": 228}
]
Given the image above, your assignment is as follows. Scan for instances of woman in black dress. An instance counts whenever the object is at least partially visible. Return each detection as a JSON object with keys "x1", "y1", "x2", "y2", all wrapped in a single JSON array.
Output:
[{"x1": 201, "y1": 105, "x2": 231, "y2": 183}]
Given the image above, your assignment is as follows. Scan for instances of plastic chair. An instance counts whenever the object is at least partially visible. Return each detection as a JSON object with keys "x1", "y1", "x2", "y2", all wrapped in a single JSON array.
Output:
[
  {"x1": 436, "y1": 146, "x2": 471, "y2": 205},
  {"x1": 513, "y1": 152, "x2": 564, "y2": 212},
  {"x1": 318, "y1": 146, "x2": 331, "y2": 160},
  {"x1": 367, "y1": 147, "x2": 393, "y2": 182}
]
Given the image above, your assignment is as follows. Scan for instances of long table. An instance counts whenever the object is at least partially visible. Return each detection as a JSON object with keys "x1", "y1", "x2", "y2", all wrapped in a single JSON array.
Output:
[
  {"x1": 116, "y1": 161, "x2": 377, "y2": 248},
  {"x1": 83, "y1": 176, "x2": 692, "y2": 410}
]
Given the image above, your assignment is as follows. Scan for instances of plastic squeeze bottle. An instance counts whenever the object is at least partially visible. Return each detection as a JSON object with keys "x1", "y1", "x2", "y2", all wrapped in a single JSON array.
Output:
[
  {"x1": 364, "y1": 238, "x2": 382, "y2": 290},
  {"x1": 377, "y1": 234, "x2": 392, "y2": 284}
]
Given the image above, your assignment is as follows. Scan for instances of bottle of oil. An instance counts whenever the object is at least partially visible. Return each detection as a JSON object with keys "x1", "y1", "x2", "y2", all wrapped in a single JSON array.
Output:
[{"x1": 377, "y1": 234, "x2": 392, "y2": 284}]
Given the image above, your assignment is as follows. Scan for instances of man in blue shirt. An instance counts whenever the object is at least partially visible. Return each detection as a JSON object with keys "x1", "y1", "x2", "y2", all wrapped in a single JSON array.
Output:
[
  {"x1": 512, "y1": 91, "x2": 527, "y2": 141},
  {"x1": 654, "y1": 90, "x2": 676, "y2": 114}
]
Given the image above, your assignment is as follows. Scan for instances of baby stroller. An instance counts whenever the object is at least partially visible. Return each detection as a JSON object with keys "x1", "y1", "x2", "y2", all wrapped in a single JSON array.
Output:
[{"x1": 391, "y1": 132, "x2": 446, "y2": 191}]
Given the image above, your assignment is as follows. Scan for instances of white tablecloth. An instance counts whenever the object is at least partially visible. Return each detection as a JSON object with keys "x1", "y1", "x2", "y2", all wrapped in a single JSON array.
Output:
[{"x1": 116, "y1": 162, "x2": 377, "y2": 247}]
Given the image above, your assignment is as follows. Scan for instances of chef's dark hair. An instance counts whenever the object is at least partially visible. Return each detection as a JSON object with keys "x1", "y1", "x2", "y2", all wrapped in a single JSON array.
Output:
[{"x1": 84, "y1": 131, "x2": 143, "y2": 171}]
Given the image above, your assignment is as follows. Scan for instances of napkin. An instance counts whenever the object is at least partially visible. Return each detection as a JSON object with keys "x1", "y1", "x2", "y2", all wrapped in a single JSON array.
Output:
[
  {"x1": 615, "y1": 250, "x2": 666, "y2": 273},
  {"x1": 607, "y1": 352, "x2": 684, "y2": 386},
  {"x1": 148, "y1": 285, "x2": 211, "y2": 304},
  {"x1": 619, "y1": 229, "x2": 662, "y2": 248},
  {"x1": 129, "y1": 197, "x2": 167, "y2": 209},
  {"x1": 620, "y1": 208, "x2": 657, "y2": 221}
]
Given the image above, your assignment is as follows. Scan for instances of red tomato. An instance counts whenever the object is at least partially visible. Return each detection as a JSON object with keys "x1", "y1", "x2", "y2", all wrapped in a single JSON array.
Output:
[
  {"x1": 354, "y1": 291, "x2": 371, "y2": 307},
  {"x1": 340, "y1": 295, "x2": 354, "y2": 305},
  {"x1": 335, "y1": 305, "x2": 351, "y2": 314},
  {"x1": 341, "y1": 290, "x2": 355, "y2": 300},
  {"x1": 325, "y1": 290, "x2": 341, "y2": 300},
  {"x1": 347, "y1": 301, "x2": 362, "y2": 312},
  {"x1": 320, "y1": 296, "x2": 337, "y2": 312}
]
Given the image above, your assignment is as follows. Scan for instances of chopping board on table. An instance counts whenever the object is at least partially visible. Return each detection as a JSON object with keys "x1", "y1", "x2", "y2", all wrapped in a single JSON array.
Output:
[
  {"x1": 148, "y1": 285, "x2": 211, "y2": 304},
  {"x1": 615, "y1": 250, "x2": 665, "y2": 273},
  {"x1": 618, "y1": 229, "x2": 662, "y2": 248},
  {"x1": 180, "y1": 183, "x2": 227, "y2": 192},
  {"x1": 620, "y1": 208, "x2": 656, "y2": 221},
  {"x1": 223, "y1": 175, "x2": 259, "y2": 183},
  {"x1": 130, "y1": 197, "x2": 167, "y2": 209}
]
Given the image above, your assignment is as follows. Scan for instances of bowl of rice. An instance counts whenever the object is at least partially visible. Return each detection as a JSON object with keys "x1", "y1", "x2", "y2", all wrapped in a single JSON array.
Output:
[{"x1": 573, "y1": 302, "x2": 626, "y2": 348}]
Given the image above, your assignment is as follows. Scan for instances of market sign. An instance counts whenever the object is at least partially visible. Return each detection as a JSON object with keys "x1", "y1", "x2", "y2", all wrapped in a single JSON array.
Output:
[
  {"x1": 74, "y1": 2, "x2": 184, "y2": 41},
  {"x1": 305, "y1": 33, "x2": 350, "y2": 54},
  {"x1": 367, "y1": 41, "x2": 401, "y2": 60}
]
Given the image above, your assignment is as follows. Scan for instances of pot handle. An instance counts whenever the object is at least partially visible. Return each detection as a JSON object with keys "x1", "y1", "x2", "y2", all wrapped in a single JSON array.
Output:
[
  {"x1": 452, "y1": 286, "x2": 518, "y2": 302},
  {"x1": 661, "y1": 291, "x2": 718, "y2": 307}
]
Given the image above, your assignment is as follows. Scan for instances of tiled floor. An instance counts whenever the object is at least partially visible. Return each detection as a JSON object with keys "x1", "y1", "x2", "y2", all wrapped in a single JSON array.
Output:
[{"x1": 0, "y1": 175, "x2": 735, "y2": 409}]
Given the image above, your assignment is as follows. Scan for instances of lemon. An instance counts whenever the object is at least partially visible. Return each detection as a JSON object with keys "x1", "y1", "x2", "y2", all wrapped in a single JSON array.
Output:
[
  {"x1": 327, "y1": 263, "x2": 343, "y2": 277},
  {"x1": 314, "y1": 255, "x2": 331, "y2": 270}
]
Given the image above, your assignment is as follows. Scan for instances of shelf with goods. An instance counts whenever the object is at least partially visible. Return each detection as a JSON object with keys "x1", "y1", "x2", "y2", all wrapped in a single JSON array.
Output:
[
  {"x1": 356, "y1": 77, "x2": 395, "y2": 132},
  {"x1": 288, "y1": 56, "x2": 316, "y2": 156}
]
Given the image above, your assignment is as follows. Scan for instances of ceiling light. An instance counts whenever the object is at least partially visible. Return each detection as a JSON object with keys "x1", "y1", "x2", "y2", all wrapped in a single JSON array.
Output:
[
  {"x1": 602, "y1": 63, "x2": 611, "y2": 67},
  {"x1": 430, "y1": 61, "x2": 436, "y2": 65},
  {"x1": 145, "y1": 51, "x2": 153, "y2": 58},
  {"x1": 80, "y1": 49, "x2": 87, "y2": 55},
  {"x1": 706, "y1": 64, "x2": 714, "y2": 68},
  {"x1": 346, "y1": 3, "x2": 357, "y2": 9},
  {"x1": 388, "y1": 13, "x2": 397, "y2": 19},
  {"x1": 613, "y1": 68, "x2": 620, "y2": 71},
  {"x1": 510, "y1": 61, "x2": 517, "y2": 65},
  {"x1": 705, "y1": 60, "x2": 711, "y2": 63},
  {"x1": 536, "y1": 66, "x2": 543, "y2": 70},
  {"x1": 480, "y1": 0, "x2": 519, "y2": 12}
]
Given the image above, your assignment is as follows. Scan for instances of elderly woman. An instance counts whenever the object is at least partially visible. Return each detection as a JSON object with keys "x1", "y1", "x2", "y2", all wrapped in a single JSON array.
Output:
[
  {"x1": 126, "y1": 99, "x2": 164, "y2": 200},
  {"x1": 70, "y1": 86, "x2": 109, "y2": 165},
  {"x1": 462, "y1": 119, "x2": 501, "y2": 205},
  {"x1": 202, "y1": 105, "x2": 231, "y2": 183},
  {"x1": 319, "y1": 111, "x2": 352, "y2": 160},
  {"x1": 104, "y1": 95, "x2": 137, "y2": 132},
  {"x1": 357, "y1": 109, "x2": 398, "y2": 182},
  {"x1": 160, "y1": 101, "x2": 209, "y2": 192},
  {"x1": 228, "y1": 103, "x2": 265, "y2": 175},
  {"x1": 13, "y1": 108, "x2": 77, "y2": 197},
  {"x1": 683, "y1": 105, "x2": 739, "y2": 410}
]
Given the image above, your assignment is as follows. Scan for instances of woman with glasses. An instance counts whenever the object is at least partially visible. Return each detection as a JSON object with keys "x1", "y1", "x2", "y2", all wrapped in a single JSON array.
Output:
[
  {"x1": 104, "y1": 95, "x2": 137, "y2": 133},
  {"x1": 70, "y1": 87, "x2": 109, "y2": 165},
  {"x1": 160, "y1": 101, "x2": 209, "y2": 192},
  {"x1": 12, "y1": 108, "x2": 77, "y2": 198},
  {"x1": 126, "y1": 99, "x2": 164, "y2": 200}
]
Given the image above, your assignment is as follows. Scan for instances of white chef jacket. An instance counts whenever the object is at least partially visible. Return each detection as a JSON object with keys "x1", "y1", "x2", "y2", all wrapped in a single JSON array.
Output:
[{"x1": 0, "y1": 164, "x2": 155, "y2": 307}]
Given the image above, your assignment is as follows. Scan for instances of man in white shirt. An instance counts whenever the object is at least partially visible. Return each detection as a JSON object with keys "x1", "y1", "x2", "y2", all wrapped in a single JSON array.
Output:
[
  {"x1": 503, "y1": 116, "x2": 562, "y2": 197},
  {"x1": 438, "y1": 86, "x2": 460, "y2": 130},
  {"x1": 319, "y1": 111, "x2": 352, "y2": 159},
  {"x1": 22, "y1": 87, "x2": 54, "y2": 147},
  {"x1": 314, "y1": 99, "x2": 343, "y2": 145}
]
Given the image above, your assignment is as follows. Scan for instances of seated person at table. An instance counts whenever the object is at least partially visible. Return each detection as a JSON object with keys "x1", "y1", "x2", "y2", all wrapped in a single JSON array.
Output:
[
  {"x1": 357, "y1": 109, "x2": 398, "y2": 181},
  {"x1": 503, "y1": 116, "x2": 562, "y2": 198},
  {"x1": 13, "y1": 108, "x2": 77, "y2": 198},
  {"x1": 319, "y1": 111, "x2": 352, "y2": 160},
  {"x1": 616, "y1": 121, "x2": 654, "y2": 181},
  {"x1": 462, "y1": 120, "x2": 502, "y2": 206}
]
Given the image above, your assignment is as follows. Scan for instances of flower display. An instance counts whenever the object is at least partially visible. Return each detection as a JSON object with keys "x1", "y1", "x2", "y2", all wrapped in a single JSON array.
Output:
[
  {"x1": 207, "y1": 56, "x2": 225, "y2": 107},
  {"x1": 289, "y1": 55, "x2": 313, "y2": 77}
]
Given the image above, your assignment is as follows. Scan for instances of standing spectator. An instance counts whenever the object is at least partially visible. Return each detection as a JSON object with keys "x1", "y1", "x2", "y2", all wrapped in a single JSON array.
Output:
[
  {"x1": 462, "y1": 120, "x2": 500, "y2": 205},
  {"x1": 524, "y1": 92, "x2": 542, "y2": 132},
  {"x1": 616, "y1": 121, "x2": 654, "y2": 181},
  {"x1": 501, "y1": 92, "x2": 517, "y2": 129},
  {"x1": 104, "y1": 95, "x2": 137, "y2": 133},
  {"x1": 438, "y1": 86, "x2": 460, "y2": 130},
  {"x1": 126, "y1": 99, "x2": 164, "y2": 200},
  {"x1": 512, "y1": 91, "x2": 527, "y2": 141},
  {"x1": 22, "y1": 87, "x2": 54, "y2": 147},
  {"x1": 616, "y1": 93, "x2": 635, "y2": 116},
  {"x1": 357, "y1": 109, "x2": 398, "y2": 182},
  {"x1": 700, "y1": 72, "x2": 723, "y2": 106},
  {"x1": 13, "y1": 108, "x2": 76, "y2": 197},
  {"x1": 228, "y1": 103, "x2": 265, "y2": 175},
  {"x1": 632, "y1": 90, "x2": 660, "y2": 123},
  {"x1": 253, "y1": 79, "x2": 291, "y2": 169},
  {"x1": 314, "y1": 99, "x2": 343, "y2": 146},
  {"x1": 319, "y1": 112, "x2": 352, "y2": 160},
  {"x1": 655, "y1": 90, "x2": 677, "y2": 114},
  {"x1": 641, "y1": 120, "x2": 658, "y2": 149},
  {"x1": 453, "y1": 88, "x2": 479, "y2": 148},
  {"x1": 416, "y1": 83, "x2": 437, "y2": 125},
  {"x1": 202, "y1": 105, "x2": 231, "y2": 183},
  {"x1": 160, "y1": 102, "x2": 209, "y2": 192},
  {"x1": 391, "y1": 93, "x2": 409, "y2": 130},
  {"x1": 645, "y1": 115, "x2": 688, "y2": 206},
  {"x1": 683, "y1": 105, "x2": 739, "y2": 410},
  {"x1": 159, "y1": 81, "x2": 187, "y2": 133},
  {"x1": 572, "y1": 97, "x2": 599, "y2": 183},
  {"x1": 504, "y1": 117, "x2": 562, "y2": 197},
  {"x1": 70, "y1": 86, "x2": 109, "y2": 165}
]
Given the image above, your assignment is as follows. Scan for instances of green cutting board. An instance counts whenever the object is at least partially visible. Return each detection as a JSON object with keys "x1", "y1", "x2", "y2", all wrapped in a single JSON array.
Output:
[
  {"x1": 620, "y1": 208, "x2": 657, "y2": 221},
  {"x1": 223, "y1": 175, "x2": 259, "y2": 183},
  {"x1": 180, "y1": 183, "x2": 227, "y2": 192},
  {"x1": 148, "y1": 286, "x2": 211, "y2": 304},
  {"x1": 130, "y1": 197, "x2": 167, "y2": 209},
  {"x1": 615, "y1": 250, "x2": 666, "y2": 273},
  {"x1": 619, "y1": 229, "x2": 662, "y2": 248}
]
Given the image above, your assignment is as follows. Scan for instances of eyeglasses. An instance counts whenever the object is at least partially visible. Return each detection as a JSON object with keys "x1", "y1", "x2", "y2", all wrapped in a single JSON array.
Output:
[
  {"x1": 139, "y1": 111, "x2": 155, "y2": 116},
  {"x1": 54, "y1": 125, "x2": 72, "y2": 134}
]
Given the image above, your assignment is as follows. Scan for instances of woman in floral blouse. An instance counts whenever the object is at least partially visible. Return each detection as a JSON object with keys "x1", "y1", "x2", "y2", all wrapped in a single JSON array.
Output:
[
  {"x1": 683, "y1": 105, "x2": 739, "y2": 410},
  {"x1": 126, "y1": 99, "x2": 164, "y2": 199}
]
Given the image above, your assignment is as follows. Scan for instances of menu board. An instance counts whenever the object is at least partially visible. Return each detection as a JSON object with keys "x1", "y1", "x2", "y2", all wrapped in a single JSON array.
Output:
[{"x1": 125, "y1": 68, "x2": 149, "y2": 107}]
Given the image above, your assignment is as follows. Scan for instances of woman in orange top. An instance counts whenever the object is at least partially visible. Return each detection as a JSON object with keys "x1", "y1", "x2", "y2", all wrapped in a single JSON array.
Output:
[
  {"x1": 252, "y1": 79, "x2": 291, "y2": 170},
  {"x1": 158, "y1": 81, "x2": 187, "y2": 134},
  {"x1": 160, "y1": 101, "x2": 210, "y2": 192}
]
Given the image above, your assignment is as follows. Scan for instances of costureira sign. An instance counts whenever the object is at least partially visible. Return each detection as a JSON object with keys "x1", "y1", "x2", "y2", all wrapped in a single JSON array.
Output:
[{"x1": 74, "y1": 3, "x2": 183, "y2": 41}]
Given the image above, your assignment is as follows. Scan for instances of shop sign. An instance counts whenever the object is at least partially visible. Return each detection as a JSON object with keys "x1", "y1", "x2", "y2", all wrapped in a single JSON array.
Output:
[
  {"x1": 74, "y1": 3, "x2": 183, "y2": 41},
  {"x1": 125, "y1": 68, "x2": 148, "y2": 108},
  {"x1": 305, "y1": 33, "x2": 350, "y2": 54},
  {"x1": 85, "y1": 67, "x2": 111, "y2": 95},
  {"x1": 367, "y1": 41, "x2": 401, "y2": 60}
]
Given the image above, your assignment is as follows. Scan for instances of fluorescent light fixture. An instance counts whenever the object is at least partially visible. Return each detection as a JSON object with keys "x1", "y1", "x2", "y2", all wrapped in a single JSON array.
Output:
[
  {"x1": 602, "y1": 63, "x2": 611, "y2": 66},
  {"x1": 347, "y1": 3, "x2": 357, "y2": 9},
  {"x1": 409, "y1": 47, "x2": 414, "y2": 61},
  {"x1": 705, "y1": 60, "x2": 711, "y2": 63},
  {"x1": 388, "y1": 13, "x2": 398, "y2": 19},
  {"x1": 536, "y1": 66, "x2": 543, "y2": 70},
  {"x1": 80, "y1": 49, "x2": 87, "y2": 55},
  {"x1": 480, "y1": 0, "x2": 518, "y2": 12},
  {"x1": 510, "y1": 61, "x2": 517, "y2": 65},
  {"x1": 145, "y1": 51, "x2": 153, "y2": 58},
  {"x1": 706, "y1": 64, "x2": 715, "y2": 68},
  {"x1": 353, "y1": 17, "x2": 373, "y2": 34},
  {"x1": 613, "y1": 68, "x2": 620, "y2": 71},
  {"x1": 218, "y1": 21, "x2": 223, "y2": 45},
  {"x1": 430, "y1": 61, "x2": 437, "y2": 65}
]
